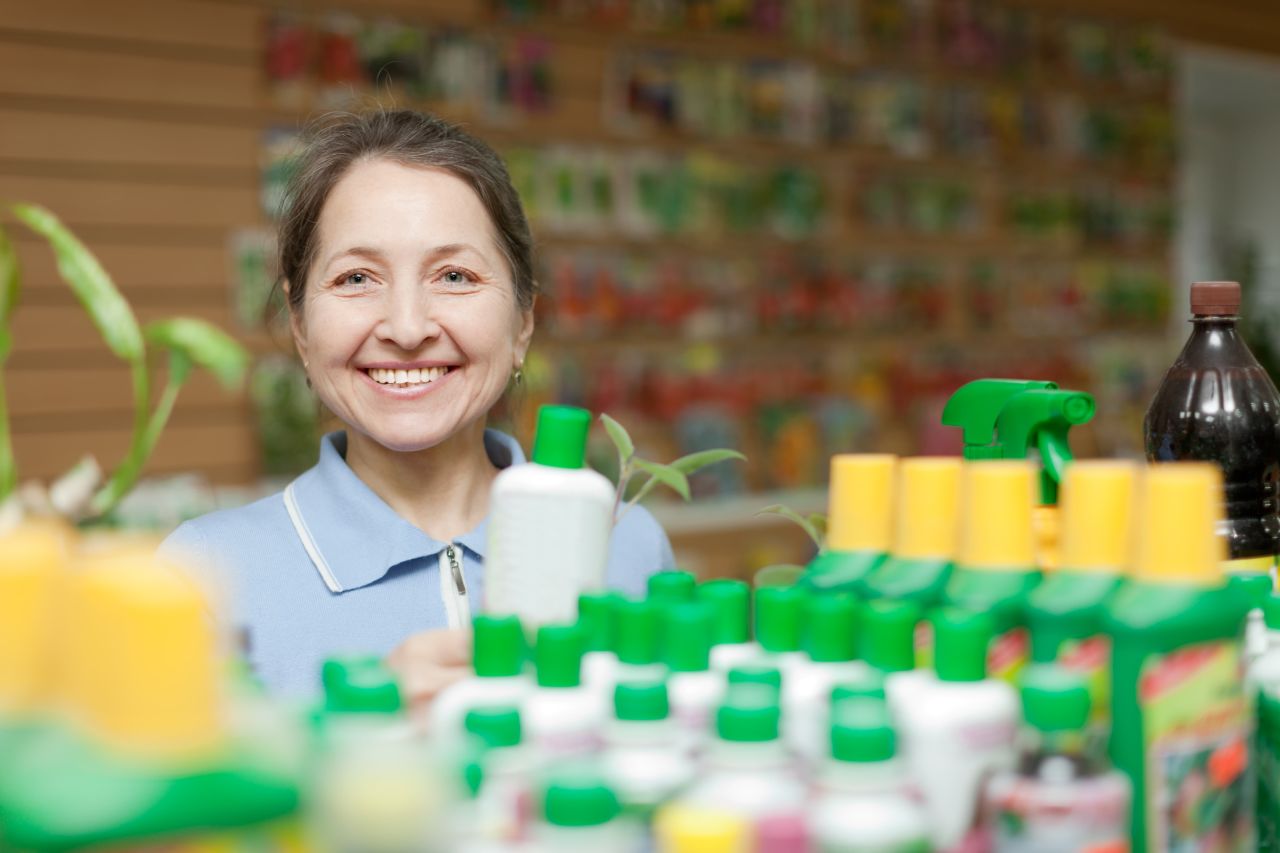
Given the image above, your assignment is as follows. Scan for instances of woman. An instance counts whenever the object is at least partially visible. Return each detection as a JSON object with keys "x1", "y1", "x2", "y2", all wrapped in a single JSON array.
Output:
[{"x1": 162, "y1": 110, "x2": 673, "y2": 701}]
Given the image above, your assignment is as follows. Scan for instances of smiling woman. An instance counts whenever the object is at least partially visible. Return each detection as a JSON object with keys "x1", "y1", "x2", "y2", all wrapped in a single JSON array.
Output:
[{"x1": 160, "y1": 111, "x2": 674, "y2": 701}]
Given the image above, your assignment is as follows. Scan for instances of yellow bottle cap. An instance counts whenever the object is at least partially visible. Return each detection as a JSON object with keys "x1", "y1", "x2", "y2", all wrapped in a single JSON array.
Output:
[
  {"x1": 654, "y1": 805, "x2": 750, "y2": 853},
  {"x1": 1058, "y1": 461, "x2": 1137, "y2": 573},
  {"x1": 0, "y1": 523, "x2": 70, "y2": 713},
  {"x1": 1133, "y1": 463, "x2": 1228, "y2": 585},
  {"x1": 1032, "y1": 505, "x2": 1061, "y2": 572},
  {"x1": 825, "y1": 454, "x2": 896, "y2": 553},
  {"x1": 893, "y1": 457, "x2": 962, "y2": 560},
  {"x1": 958, "y1": 460, "x2": 1037, "y2": 570}
]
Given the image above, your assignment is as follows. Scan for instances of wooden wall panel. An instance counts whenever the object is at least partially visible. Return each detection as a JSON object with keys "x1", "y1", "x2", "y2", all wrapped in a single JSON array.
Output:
[{"x1": 0, "y1": 0, "x2": 260, "y2": 54}]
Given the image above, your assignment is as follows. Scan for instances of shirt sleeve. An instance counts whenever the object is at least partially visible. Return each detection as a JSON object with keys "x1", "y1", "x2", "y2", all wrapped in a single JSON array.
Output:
[{"x1": 606, "y1": 504, "x2": 674, "y2": 597}]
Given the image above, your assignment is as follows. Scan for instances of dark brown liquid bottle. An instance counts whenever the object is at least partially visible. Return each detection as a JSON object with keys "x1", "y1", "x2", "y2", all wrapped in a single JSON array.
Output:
[{"x1": 1144, "y1": 281, "x2": 1280, "y2": 560}]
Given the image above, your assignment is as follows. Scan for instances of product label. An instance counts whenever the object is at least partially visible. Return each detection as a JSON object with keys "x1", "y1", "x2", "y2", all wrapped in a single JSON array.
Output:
[
  {"x1": 988, "y1": 627, "x2": 1029, "y2": 684},
  {"x1": 1059, "y1": 634, "x2": 1112, "y2": 725},
  {"x1": 1259, "y1": 721, "x2": 1280, "y2": 852},
  {"x1": 914, "y1": 620, "x2": 935, "y2": 670},
  {"x1": 1139, "y1": 640, "x2": 1254, "y2": 851},
  {"x1": 987, "y1": 770, "x2": 1130, "y2": 853}
]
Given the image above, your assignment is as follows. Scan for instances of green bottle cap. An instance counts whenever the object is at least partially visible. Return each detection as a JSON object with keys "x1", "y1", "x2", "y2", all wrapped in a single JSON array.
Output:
[
  {"x1": 536, "y1": 624, "x2": 584, "y2": 688},
  {"x1": 663, "y1": 600, "x2": 715, "y2": 673},
  {"x1": 473, "y1": 614, "x2": 525, "y2": 677},
  {"x1": 755, "y1": 586, "x2": 806, "y2": 653},
  {"x1": 933, "y1": 607, "x2": 993, "y2": 683},
  {"x1": 1266, "y1": 592, "x2": 1280, "y2": 631},
  {"x1": 464, "y1": 705, "x2": 522, "y2": 748},
  {"x1": 830, "y1": 670, "x2": 887, "y2": 705},
  {"x1": 830, "y1": 697, "x2": 896, "y2": 763},
  {"x1": 614, "y1": 680, "x2": 669, "y2": 721},
  {"x1": 727, "y1": 664, "x2": 782, "y2": 693},
  {"x1": 699, "y1": 578, "x2": 751, "y2": 644},
  {"x1": 614, "y1": 598, "x2": 660, "y2": 665},
  {"x1": 860, "y1": 599, "x2": 920, "y2": 673},
  {"x1": 532, "y1": 405, "x2": 592, "y2": 469},
  {"x1": 804, "y1": 593, "x2": 859, "y2": 663},
  {"x1": 1231, "y1": 572, "x2": 1273, "y2": 608},
  {"x1": 577, "y1": 591, "x2": 621, "y2": 653},
  {"x1": 544, "y1": 775, "x2": 621, "y2": 827},
  {"x1": 1020, "y1": 665, "x2": 1090, "y2": 732},
  {"x1": 649, "y1": 570, "x2": 697, "y2": 603},
  {"x1": 716, "y1": 685, "x2": 781, "y2": 743},
  {"x1": 321, "y1": 656, "x2": 403, "y2": 714}
]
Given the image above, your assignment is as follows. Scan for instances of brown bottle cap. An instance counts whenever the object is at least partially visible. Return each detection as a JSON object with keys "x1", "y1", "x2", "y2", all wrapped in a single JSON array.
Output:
[{"x1": 1190, "y1": 281, "x2": 1241, "y2": 316}]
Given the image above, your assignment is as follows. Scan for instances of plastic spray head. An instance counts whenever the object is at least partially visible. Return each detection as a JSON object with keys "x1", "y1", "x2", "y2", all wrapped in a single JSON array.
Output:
[
  {"x1": 321, "y1": 656, "x2": 403, "y2": 714},
  {"x1": 577, "y1": 591, "x2": 621, "y2": 653},
  {"x1": 941, "y1": 378, "x2": 1095, "y2": 505},
  {"x1": 0, "y1": 523, "x2": 68, "y2": 714},
  {"x1": 472, "y1": 614, "x2": 526, "y2": 678},
  {"x1": 754, "y1": 586, "x2": 807, "y2": 654},
  {"x1": 614, "y1": 680, "x2": 669, "y2": 722},
  {"x1": 825, "y1": 454, "x2": 897, "y2": 553},
  {"x1": 698, "y1": 578, "x2": 750, "y2": 645},
  {"x1": 662, "y1": 600, "x2": 715, "y2": 673},
  {"x1": 543, "y1": 773, "x2": 620, "y2": 828},
  {"x1": 536, "y1": 624, "x2": 585, "y2": 689},
  {"x1": 1058, "y1": 461, "x2": 1138, "y2": 574},
  {"x1": 465, "y1": 705, "x2": 522, "y2": 749},
  {"x1": 893, "y1": 457, "x2": 963, "y2": 560},
  {"x1": 932, "y1": 607, "x2": 994, "y2": 683},
  {"x1": 532, "y1": 404, "x2": 592, "y2": 469},
  {"x1": 614, "y1": 598, "x2": 661, "y2": 666},
  {"x1": 830, "y1": 697, "x2": 896, "y2": 763},
  {"x1": 1020, "y1": 665, "x2": 1090, "y2": 734},
  {"x1": 803, "y1": 593, "x2": 859, "y2": 663},
  {"x1": 649, "y1": 570, "x2": 697, "y2": 603},
  {"x1": 715, "y1": 685, "x2": 781, "y2": 743},
  {"x1": 727, "y1": 664, "x2": 783, "y2": 694},
  {"x1": 958, "y1": 460, "x2": 1038, "y2": 572},
  {"x1": 1133, "y1": 463, "x2": 1228, "y2": 585},
  {"x1": 859, "y1": 599, "x2": 920, "y2": 674}
]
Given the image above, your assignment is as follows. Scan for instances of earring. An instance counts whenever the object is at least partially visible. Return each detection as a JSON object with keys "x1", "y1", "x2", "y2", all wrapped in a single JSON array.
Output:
[{"x1": 513, "y1": 361, "x2": 524, "y2": 386}]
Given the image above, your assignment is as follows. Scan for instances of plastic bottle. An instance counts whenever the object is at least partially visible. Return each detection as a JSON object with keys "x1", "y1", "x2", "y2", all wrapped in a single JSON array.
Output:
[
  {"x1": 430, "y1": 615, "x2": 532, "y2": 738},
  {"x1": 895, "y1": 607, "x2": 1019, "y2": 851},
  {"x1": 464, "y1": 705, "x2": 537, "y2": 845},
  {"x1": 650, "y1": 570, "x2": 698, "y2": 604},
  {"x1": 1249, "y1": 593, "x2": 1280, "y2": 691},
  {"x1": 943, "y1": 460, "x2": 1042, "y2": 684},
  {"x1": 653, "y1": 805, "x2": 751, "y2": 853},
  {"x1": 523, "y1": 624, "x2": 606, "y2": 759},
  {"x1": 698, "y1": 579, "x2": 757, "y2": 672},
  {"x1": 810, "y1": 698, "x2": 930, "y2": 852},
  {"x1": 860, "y1": 598, "x2": 930, "y2": 712},
  {"x1": 579, "y1": 590, "x2": 623, "y2": 693},
  {"x1": 1027, "y1": 460, "x2": 1136, "y2": 727},
  {"x1": 727, "y1": 663, "x2": 783, "y2": 695},
  {"x1": 487, "y1": 405, "x2": 616, "y2": 626},
  {"x1": 984, "y1": 666, "x2": 1130, "y2": 853},
  {"x1": 753, "y1": 586, "x2": 809, "y2": 675},
  {"x1": 1259, "y1": 685, "x2": 1280, "y2": 850},
  {"x1": 786, "y1": 592, "x2": 872, "y2": 763},
  {"x1": 1144, "y1": 280, "x2": 1280, "y2": 564},
  {"x1": 805, "y1": 454, "x2": 897, "y2": 594},
  {"x1": 529, "y1": 774, "x2": 639, "y2": 852},
  {"x1": 1104, "y1": 463, "x2": 1254, "y2": 851},
  {"x1": 861, "y1": 456, "x2": 963, "y2": 607},
  {"x1": 662, "y1": 601, "x2": 724, "y2": 746},
  {"x1": 602, "y1": 681, "x2": 695, "y2": 821},
  {"x1": 614, "y1": 598, "x2": 668, "y2": 683},
  {"x1": 1233, "y1": 569, "x2": 1274, "y2": 667}
]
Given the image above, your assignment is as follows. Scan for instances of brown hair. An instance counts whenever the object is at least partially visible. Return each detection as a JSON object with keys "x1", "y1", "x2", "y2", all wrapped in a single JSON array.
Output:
[{"x1": 278, "y1": 109, "x2": 537, "y2": 314}]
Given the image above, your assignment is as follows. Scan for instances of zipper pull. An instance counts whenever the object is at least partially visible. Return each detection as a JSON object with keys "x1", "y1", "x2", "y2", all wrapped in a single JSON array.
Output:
[{"x1": 445, "y1": 544, "x2": 467, "y2": 596}]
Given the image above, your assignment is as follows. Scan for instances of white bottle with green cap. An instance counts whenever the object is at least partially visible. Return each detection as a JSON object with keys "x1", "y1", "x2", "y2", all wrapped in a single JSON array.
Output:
[
  {"x1": 430, "y1": 614, "x2": 532, "y2": 738},
  {"x1": 662, "y1": 600, "x2": 725, "y2": 750},
  {"x1": 602, "y1": 681, "x2": 695, "y2": 820},
  {"x1": 487, "y1": 405, "x2": 615, "y2": 626},
  {"x1": 462, "y1": 704, "x2": 537, "y2": 845},
  {"x1": 523, "y1": 624, "x2": 606, "y2": 759},
  {"x1": 529, "y1": 773, "x2": 639, "y2": 852},
  {"x1": 699, "y1": 579, "x2": 758, "y2": 672},
  {"x1": 810, "y1": 698, "x2": 930, "y2": 851}
]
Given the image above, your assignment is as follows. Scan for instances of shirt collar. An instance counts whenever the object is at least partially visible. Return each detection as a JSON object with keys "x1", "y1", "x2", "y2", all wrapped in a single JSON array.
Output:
[{"x1": 286, "y1": 429, "x2": 526, "y2": 593}]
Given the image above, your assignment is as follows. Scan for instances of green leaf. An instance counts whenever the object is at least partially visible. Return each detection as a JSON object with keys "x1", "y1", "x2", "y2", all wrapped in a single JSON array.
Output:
[
  {"x1": 757, "y1": 503, "x2": 825, "y2": 550},
  {"x1": 669, "y1": 448, "x2": 747, "y2": 476},
  {"x1": 144, "y1": 318, "x2": 250, "y2": 390},
  {"x1": 599, "y1": 413, "x2": 635, "y2": 463},
  {"x1": 0, "y1": 224, "x2": 20, "y2": 328},
  {"x1": 633, "y1": 458, "x2": 690, "y2": 502},
  {"x1": 11, "y1": 204, "x2": 143, "y2": 362},
  {"x1": 753, "y1": 564, "x2": 806, "y2": 588},
  {"x1": 807, "y1": 513, "x2": 828, "y2": 542}
]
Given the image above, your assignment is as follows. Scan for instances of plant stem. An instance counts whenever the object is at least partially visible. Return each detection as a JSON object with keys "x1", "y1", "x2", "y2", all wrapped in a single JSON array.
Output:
[
  {"x1": 611, "y1": 462, "x2": 631, "y2": 526},
  {"x1": 0, "y1": 372, "x2": 15, "y2": 500},
  {"x1": 89, "y1": 365, "x2": 179, "y2": 518}
]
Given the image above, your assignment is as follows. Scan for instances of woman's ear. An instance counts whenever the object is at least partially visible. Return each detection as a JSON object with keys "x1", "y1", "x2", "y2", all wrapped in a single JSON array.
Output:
[
  {"x1": 285, "y1": 280, "x2": 308, "y2": 360},
  {"x1": 514, "y1": 297, "x2": 536, "y2": 366}
]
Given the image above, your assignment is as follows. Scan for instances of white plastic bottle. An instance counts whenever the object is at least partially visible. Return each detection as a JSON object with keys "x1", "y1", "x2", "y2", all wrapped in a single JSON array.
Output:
[
  {"x1": 698, "y1": 579, "x2": 759, "y2": 672},
  {"x1": 579, "y1": 591, "x2": 622, "y2": 693},
  {"x1": 523, "y1": 624, "x2": 605, "y2": 759},
  {"x1": 809, "y1": 698, "x2": 930, "y2": 851},
  {"x1": 602, "y1": 681, "x2": 695, "y2": 820},
  {"x1": 662, "y1": 600, "x2": 725, "y2": 749},
  {"x1": 462, "y1": 705, "x2": 538, "y2": 846},
  {"x1": 861, "y1": 598, "x2": 932, "y2": 714},
  {"x1": 430, "y1": 615, "x2": 532, "y2": 738},
  {"x1": 529, "y1": 774, "x2": 641, "y2": 852},
  {"x1": 896, "y1": 607, "x2": 1019, "y2": 852},
  {"x1": 486, "y1": 405, "x2": 615, "y2": 626},
  {"x1": 753, "y1": 586, "x2": 811, "y2": 676}
]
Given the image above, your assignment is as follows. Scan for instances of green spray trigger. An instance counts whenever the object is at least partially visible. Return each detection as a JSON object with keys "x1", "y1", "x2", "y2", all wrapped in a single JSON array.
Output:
[{"x1": 941, "y1": 379, "x2": 1095, "y2": 505}]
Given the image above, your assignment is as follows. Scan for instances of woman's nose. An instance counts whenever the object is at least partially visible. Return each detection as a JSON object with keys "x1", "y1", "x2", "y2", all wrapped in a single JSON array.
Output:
[{"x1": 374, "y1": 287, "x2": 441, "y2": 351}]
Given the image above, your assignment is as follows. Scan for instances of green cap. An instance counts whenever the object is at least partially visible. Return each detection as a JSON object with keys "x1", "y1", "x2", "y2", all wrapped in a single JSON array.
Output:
[
  {"x1": 465, "y1": 705, "x2": 522, "y2": 748},
  {"x1": 663, "y1": 601, "x2": 715, "y2": 673},
  {"x1": 614, "y1": 598, "x2": 660, "y2": 665},
  {"x1": 649, "y1": 570, "x2": 697, "y2": 603},
  {"x1": 830, "y1": 698, "x2": 896, "y2": 763},
  {"x1": 577, "y1": 591, "x2": 621, "y2": 653},
  {"x1": 321, "y1": 656, "x2": 403, "y2": 714},
  {"x1": 698, "y1": 578, "x2": 751, "y2": 645},
  {"x1": 860, "y1": 599, "x2": 920, "y2": 673},
  {"x1": 614, "y1": 680, "x2": 669, "y2": 721},
  {"x1": 933, "y1": 607, "x2": 993, "y2": 683},
  {"x1": 1020, "y1": 665, "x2": 1090, "y2": 732},
  {"x1": 804, "y1": 593, "x2": 859, "y2": 663},
  {"x1": 830, "y1": 670, "x2": 887, "y2": 705},
  {"x1": 532, "y1": 405, "x2": 592, "y2": 469},
  {"x1": 473, "y1": 614, "x2": 525, "y2": 677},
  {"x1": 716, "y1": 685, "x2": 781, "y2": 743},
  {"x1": 543, "y1": 775, "x2": 621, "y2": 827},
  {"x1": 1266, "y1": 592, "x2": 1280, "y2": 631},
  {"x1": 536, "y1": 624, "x2": 584, "y2": 688},
  {"x1": 727, "y1": 664, "x2": 782, "y2": 693},
  {"x1": 1231, "y1": 572, "x2": 1273, "y2": 608},
  {"x1": 755, "y1": 586, "x2": 806, "y2": 653}
]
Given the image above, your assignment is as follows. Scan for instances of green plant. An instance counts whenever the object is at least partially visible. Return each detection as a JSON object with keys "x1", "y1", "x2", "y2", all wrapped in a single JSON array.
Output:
[
  {"x1": 2, "y1": 204, "x2": 250, "y2": 520},
  {"x1": 599, "y1": 413, "x2": 745, "y2": 524},
  {"x1": 757, "y1": 503, "x2": 827, "y2": 552}
]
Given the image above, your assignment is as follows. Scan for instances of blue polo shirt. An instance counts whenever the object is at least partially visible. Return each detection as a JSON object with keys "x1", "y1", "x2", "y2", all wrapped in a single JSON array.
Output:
[{"x1": 160, "y1": 429, "x2": 673, "y2": 697}]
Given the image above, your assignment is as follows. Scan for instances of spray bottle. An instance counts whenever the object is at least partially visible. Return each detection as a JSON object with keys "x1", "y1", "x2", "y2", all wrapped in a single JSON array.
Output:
[{"x1": 803, "y1": 454, "x2": 896, "y2": 595}]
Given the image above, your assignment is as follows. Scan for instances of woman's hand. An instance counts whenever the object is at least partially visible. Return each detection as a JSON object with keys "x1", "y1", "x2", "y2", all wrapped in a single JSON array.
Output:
[{"x1": 386, "y1": 628, "x2": 472, "y2": 713}]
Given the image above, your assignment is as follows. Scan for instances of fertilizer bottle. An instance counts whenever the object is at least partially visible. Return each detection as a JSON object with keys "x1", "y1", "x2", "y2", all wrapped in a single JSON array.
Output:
[
  {"x1": 785, "y1": 592, "x2": 872, "y2": 763},
  {"x1": 579, "y1": 590, "x2": 622, "y2": 693},
  {"x1": 805, "y1": 454, "x2": 896, "y2": 595},
  {"x1": 698, "y1": 579, "x2": 757, "y2": 672},
  {"x1": 602, "y1": 681, "x2": 695, "y2": 822},
  {"x1": 662, "y1": 600, "x2": 725, "y2": 748},
  {"x1": 429, "y1": 614, "x2": 532, "y2": 739},
  {"x1": 860, "y1": 598, "x2": 930, "y2": 712},
  {"x1": 523, "y1": 624, "x2": 606, "y2": 759},
  {"x1": 753, "y1": 585, "x2": 810, "y2": 674}
]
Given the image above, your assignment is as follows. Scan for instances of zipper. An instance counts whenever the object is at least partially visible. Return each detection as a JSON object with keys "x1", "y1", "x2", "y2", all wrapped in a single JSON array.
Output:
[{"x1": 439, "y1": 544, "x2": 471, "y2": 628}]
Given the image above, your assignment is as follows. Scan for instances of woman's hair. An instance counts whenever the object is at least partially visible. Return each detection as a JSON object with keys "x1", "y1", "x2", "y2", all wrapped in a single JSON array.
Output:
[{"x1": 277, "y1": 109, "x2": 537, "y2": 314}]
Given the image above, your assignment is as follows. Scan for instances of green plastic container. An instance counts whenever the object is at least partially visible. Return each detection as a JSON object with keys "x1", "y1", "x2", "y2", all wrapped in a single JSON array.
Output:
[
  {"x1": 804, "y1": 455, "x2": 895, "y2": 595},
  {"x1": 861, "y1": 457, "x2": 962, "y2": 604}
]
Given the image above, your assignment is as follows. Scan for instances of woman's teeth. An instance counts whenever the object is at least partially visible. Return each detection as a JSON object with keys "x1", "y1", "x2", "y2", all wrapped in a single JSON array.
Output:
[{"x1": 367, "y1": 367, "x2": 450, "y2": 387}]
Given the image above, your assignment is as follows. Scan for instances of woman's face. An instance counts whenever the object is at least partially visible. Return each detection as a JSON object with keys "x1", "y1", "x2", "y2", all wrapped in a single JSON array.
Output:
[{"x1": 292, "y1": 158, "x2": 534, "y2": 453}]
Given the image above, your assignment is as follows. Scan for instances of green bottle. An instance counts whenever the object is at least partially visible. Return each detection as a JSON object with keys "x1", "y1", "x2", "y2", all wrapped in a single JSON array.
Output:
[
  {"x1": 804, "y1": 454, "x2": 896, "y2": 595},
  {"x1": 943, "y1": 460, "x2": 1042, "y2": 683},
  {"x1": 861, "y1": 456, "x2": 962, "y2": 605},
  {"x1": 1257, "y1": 688, "x2": 1280, "y2": 850},
  {"x1": 1105, "y1": 463, "x2": 1254, "y2": 851}
]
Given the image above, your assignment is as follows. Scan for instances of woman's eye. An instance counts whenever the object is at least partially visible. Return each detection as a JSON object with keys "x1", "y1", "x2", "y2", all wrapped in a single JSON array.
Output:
[
  {"x1": 345, "y1": 273, "x2": 367, "y2": 285},
  {"x1": 442, "y1": 269, "x2": 473, "y2": 286}
]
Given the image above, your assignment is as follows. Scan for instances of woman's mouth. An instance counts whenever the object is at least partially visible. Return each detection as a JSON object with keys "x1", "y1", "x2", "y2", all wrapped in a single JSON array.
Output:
[{"x1": 363, "y1": 366, "x2": 454, "y2": 389}]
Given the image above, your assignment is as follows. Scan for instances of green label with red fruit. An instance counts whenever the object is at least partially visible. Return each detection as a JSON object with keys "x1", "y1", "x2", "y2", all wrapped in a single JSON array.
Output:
[
  {"x1": 988, "y1": 627, "x2": 1030, "y2": 684},
  {"x1": 1059, "y1": 634, "x2": 1111, "y2": 725},
  {"x1": 1139, "y1": 640, "x2": 1253, "y2": 851}
]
